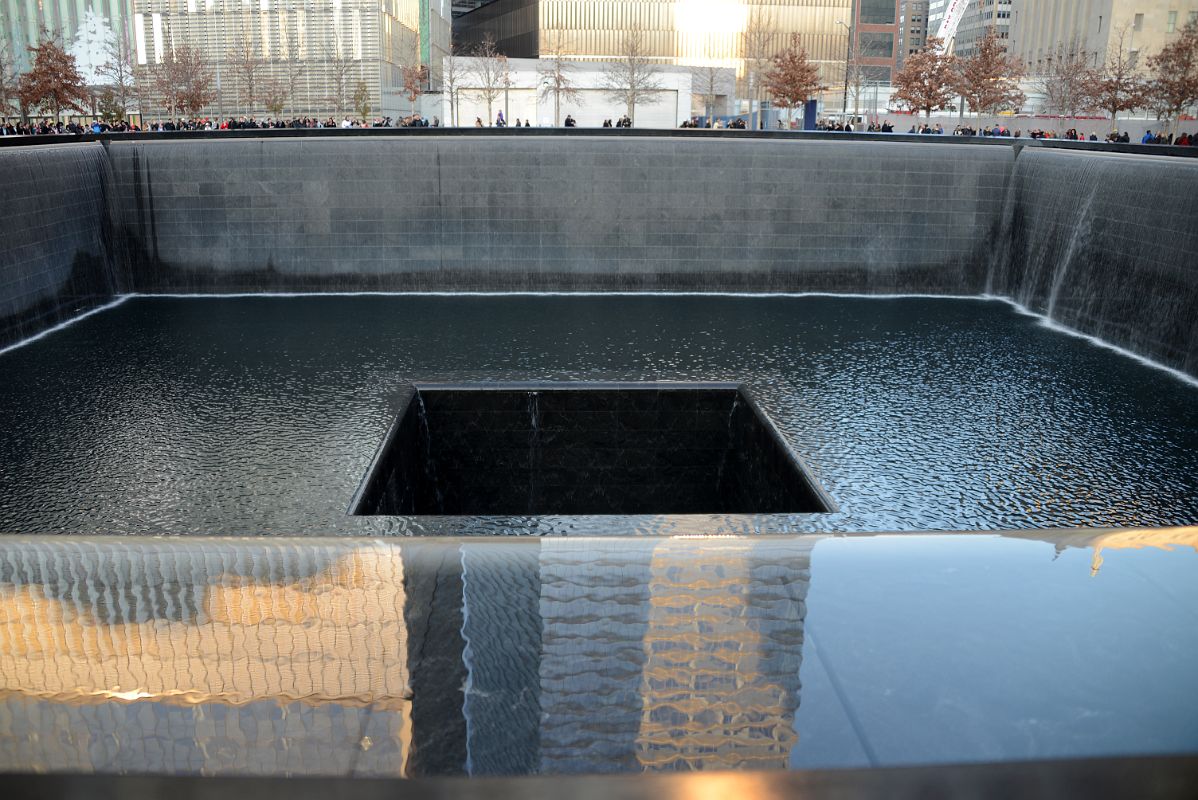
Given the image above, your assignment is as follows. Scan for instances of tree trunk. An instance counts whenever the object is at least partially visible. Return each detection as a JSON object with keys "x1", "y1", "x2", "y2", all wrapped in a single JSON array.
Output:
[{"x1": 627, "y1": 97, "x2": 635, "y2": 126}]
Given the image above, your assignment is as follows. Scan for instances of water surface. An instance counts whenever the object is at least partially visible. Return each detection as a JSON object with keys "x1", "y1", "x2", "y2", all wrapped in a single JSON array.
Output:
[{"x1": 1, "y1": 295, "x2": 1195, "y2": 535}]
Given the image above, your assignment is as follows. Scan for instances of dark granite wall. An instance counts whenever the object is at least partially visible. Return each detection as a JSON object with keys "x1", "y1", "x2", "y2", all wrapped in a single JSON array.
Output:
[
  {"x1": 104, "y1": 137, "x2": 1011, "y2": 294},
  {"x1": 988, "y1": 149, "x2": 1198, "y2": 375},
  {"x1": 1, "y1": 136, "x2": 1195, "y2": 377},
  {"x1": 0, "y1": 143, "x2": 120, "y2": 349}
]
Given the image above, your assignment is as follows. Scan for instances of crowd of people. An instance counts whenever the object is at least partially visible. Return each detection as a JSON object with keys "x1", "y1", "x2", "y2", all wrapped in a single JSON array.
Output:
[
  {"x1": 0, "y1": 114, "x2": 444, "y2": 135},
  {"x1": 140, "y1": 114, "x2": 444, "y2": 130},
  {"x1": 679, "y1": 117, "x2": 750, "y2": 128},
  {"x1": 4, "y1": 113, "x2": 1197, "y2": 146},
  {"x1": 602, "y1": 116, "x2": 634, "y2": 127}
]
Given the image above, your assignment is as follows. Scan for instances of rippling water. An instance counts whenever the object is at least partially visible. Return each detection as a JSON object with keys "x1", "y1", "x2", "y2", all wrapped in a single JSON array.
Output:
[{"x1": 0, "y1": 295, "x2": 1195, "y2": 535}]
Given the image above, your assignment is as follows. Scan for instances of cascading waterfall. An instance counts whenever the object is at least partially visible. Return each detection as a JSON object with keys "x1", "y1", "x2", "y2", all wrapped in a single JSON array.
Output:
[
  {"x1": 714, "y1": 394, "x2": 741, "y2": 500},
  {"x1": 527, "y1": 391, "x2": 540, "y2": 515},
  {"x1": 989, "y1": 149, "x2": 1198, "y2": 376},
  {"x1": 416, "y1": 392, "x2": 445, "y2": 513}
]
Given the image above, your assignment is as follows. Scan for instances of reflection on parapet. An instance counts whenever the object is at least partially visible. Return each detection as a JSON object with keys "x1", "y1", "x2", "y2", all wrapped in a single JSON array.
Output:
[
  {"x1": 1016, "y1": 526, "x2": 1198, "y2": 575},
  {"x1": 636, "y1": 539, "x2": 810, "y2": 771},
  {"x1": 0, "y1": 540, "x2": 412, "y2": 776},
  {"x1": 0, "y1": 536, "x2": 819, "y2": 777},
  {"x1": 536, "y1": 539, "x2": 657, "y2": 774}
]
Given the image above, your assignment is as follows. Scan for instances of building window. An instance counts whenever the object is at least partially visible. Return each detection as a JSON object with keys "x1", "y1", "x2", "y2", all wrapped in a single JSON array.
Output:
[
  {"x1": 859, "y1": 0, "x2": 896, "y2": 25},
  {"x1": 1133, "y1": 13, "x2": 1144, "y2": 31},
  {"x1": 1167, "y1": 10, "x2": 1177, "y2": 32},
  {"x1": 861, "y1": 65, "x2": 892, "y2": 82},
  {"x1": 151, "y1": 12, "x2": 163, "y2": 63},
  {"x1": 133, "y1": 13, "x2": 147, "y2": 65},
  {"x1": 858, "y1": 31, "x2": 895, "y2": 58}
]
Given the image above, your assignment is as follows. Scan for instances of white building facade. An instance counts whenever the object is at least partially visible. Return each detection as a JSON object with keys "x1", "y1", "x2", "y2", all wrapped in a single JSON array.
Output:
[{"x1": 442, "y1": 56, "x2": 695, "y2": 127}]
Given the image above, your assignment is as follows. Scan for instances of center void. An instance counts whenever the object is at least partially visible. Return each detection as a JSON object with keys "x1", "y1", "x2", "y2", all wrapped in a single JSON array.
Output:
[{"x1": 352, "y1": 382, "x2": 834, "y2": 516}]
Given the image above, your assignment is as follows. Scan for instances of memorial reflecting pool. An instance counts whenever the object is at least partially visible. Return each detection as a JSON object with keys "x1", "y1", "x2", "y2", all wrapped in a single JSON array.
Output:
[
  {"x1": 1, "y1": 294, "x2": 1196, "y2": 777},
  {"x1": 1, "y1": 295, "x2": 1196, "y2": 535}
]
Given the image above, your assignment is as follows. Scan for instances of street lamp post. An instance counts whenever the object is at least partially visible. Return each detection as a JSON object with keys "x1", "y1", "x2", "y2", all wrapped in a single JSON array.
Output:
[{"x1": 836, "y1": 19, "x2": 852, "y2": 120}]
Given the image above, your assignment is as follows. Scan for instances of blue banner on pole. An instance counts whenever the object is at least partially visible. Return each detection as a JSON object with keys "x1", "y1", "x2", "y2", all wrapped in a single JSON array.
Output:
[{"x1": 803, "y1": 100, "x2": 818, "y2": 131}]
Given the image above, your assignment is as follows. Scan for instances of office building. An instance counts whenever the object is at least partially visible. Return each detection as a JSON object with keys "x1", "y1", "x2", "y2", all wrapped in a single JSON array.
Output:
[
  {"x1": 954, "y1": 0, "x2": 1011, "y2": 57},
  {"x1": 1010, "y1": 0, "x2": 1198, "y2": 71},
  {"x1": 898, "y1": 0, "x2": 928, "y2": 65},
  {"x1": 454, "y1": 0, "x2": 857, "y2": 95}
]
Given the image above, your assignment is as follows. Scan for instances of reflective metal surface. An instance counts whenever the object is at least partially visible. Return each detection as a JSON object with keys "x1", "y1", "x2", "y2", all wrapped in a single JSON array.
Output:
[
  {"x1": 1, "y1": 295, "x2": 1196, "y2": 535},
  {"x1": 0, "y1": 530, "x2": 1194, "y2": 777}
]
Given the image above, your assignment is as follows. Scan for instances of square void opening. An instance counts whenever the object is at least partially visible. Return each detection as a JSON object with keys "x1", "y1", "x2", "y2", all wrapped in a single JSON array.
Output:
[{"x1": 352, "y1": 382, "x2": 834, "y2": 516}]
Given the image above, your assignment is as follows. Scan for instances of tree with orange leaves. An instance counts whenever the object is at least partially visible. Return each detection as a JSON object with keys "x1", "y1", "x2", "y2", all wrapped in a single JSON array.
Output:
[
  {"x1": 763, "y1": 34, "x2": 823, "y2": 120},
  {"x1": 152, "y1": 45, "x2": 215, "y2": 117},
  {"x1": 893, "y1": 37, "x2": 958, "y2": 119},
  {"x1": 956, "y1": 27, "x2": 1025, "y2": 116},
  {"x1": 1146, "y1": 19, "x2": 1198, "y2": 136},
  {"x1": 17, "y1": 32, "x2": 90, "y2": 122}
]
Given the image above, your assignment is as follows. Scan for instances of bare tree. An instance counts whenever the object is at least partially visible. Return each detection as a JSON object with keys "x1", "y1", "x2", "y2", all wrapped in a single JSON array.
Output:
[
  {"x1": 0, "y1": 39, "x2": 19, "y2": 118},
  {"x1": 500, "y1": 54, "x2": 512, "y2": 124},
  {"x1": 277, "y1": 23, "x2": 304, "y2": 116},
  {"x1": 764, "y1": 34, "x2": 823, "y2": 125},
  {"x1": 471, "y1": 33, "x2": 506, "y2": 125},
  {"x1": 742, "y1": 8, "x2": 778, "y2": 129},
  {"x1": 152, "y1": 45, "x2": 215, "y2": 117},
  {"x1": 1146, "y1": 19, "x2": 1198, "y2": 136},
  {"x1": 844, "y1": 32, "x2": 875, "y2": 119},
  {"x1": 1082, "y1": 24, "x2": 1145, "y2": 131},
  {"x1": 325, "y1": 44, "x2": 355, "y2": 115},
  {"x1": 601, "y1": 22, "x2": 663, "y2": 126},
  {"x1": 956, "y1": 27, "x2": 1026, "y2": 118},
  {"x1": 94, "y1": 26, "x2": 136, "y2": 120},
  {"x1": 1033, "y1": 39, "x2": 1097, "y2": 121},
  {"x1": 836, "y1": 30, "x2": 899, "y2": 121},
  {"x1": 692, "y1": 64, "x2": 733, "y2": 125},
  {"x1": 231, "y1": 32, "x2": 264, "y2": 111},
  {"x1": 442, "y1": 45, "x2": 467, "y2": 126},
  {"x1": 260, "y1": 77, "x2": 287, "y2": 116},
  {"x1": 892, "y1": 37, "x2": 958, "y2": 119},
  {"x1": 538, "y1": 33, "x2": 579, "y2": 127}
]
